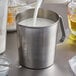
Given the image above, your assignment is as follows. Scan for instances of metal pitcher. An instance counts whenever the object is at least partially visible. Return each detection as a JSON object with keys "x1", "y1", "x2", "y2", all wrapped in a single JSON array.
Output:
[{"x1": 16, "y1": 8, "x2": 65, "y2": 69}]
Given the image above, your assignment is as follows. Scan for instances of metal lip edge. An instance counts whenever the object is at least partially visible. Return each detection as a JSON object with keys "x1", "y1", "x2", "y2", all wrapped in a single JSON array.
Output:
[{"x1": 17, "y1": 19, "x2": 59, "y2": 29}]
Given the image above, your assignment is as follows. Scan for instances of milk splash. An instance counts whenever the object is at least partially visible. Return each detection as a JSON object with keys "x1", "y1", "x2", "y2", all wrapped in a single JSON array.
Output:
[{"x1": 33, "y1": 0, "x2": 43, "y2": 26}]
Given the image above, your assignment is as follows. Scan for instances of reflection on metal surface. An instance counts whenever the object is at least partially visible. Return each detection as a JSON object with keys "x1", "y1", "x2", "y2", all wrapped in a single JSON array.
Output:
[{"x1": 16, "y1": 8, "x2": 65, "y2": 69}]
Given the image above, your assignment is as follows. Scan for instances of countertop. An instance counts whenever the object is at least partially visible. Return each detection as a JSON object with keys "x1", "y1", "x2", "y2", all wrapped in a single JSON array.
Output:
[{"x1": 5, "y1": 3, "x2": 76, "y2": 76}]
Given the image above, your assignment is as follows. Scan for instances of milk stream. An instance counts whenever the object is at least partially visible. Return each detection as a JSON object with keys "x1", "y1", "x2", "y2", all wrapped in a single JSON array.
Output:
[{"x1": 33, "y1": 0, "x2": 43, "y2": 26}]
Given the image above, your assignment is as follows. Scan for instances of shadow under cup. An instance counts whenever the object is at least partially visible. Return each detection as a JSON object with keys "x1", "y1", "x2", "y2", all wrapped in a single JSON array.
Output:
[{"x1": 16, "y1": 8, "x2": 65, "y2": 69}]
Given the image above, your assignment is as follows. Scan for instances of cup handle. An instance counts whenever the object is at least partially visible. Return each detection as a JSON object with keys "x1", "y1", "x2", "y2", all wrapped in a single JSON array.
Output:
[{"x1": 59, "y1": 15, "x2": 65, "y2": 42}]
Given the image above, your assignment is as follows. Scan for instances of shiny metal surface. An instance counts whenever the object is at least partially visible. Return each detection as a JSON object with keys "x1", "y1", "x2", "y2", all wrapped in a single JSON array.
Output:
[{"x1": 16, "y1": 9, "x2": 65, "y2": 69}]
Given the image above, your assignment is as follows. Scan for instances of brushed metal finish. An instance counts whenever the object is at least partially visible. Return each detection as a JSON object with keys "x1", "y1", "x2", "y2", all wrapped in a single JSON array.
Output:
[{"x1": 16, "y1": 9, "x2": 65, "y2": 69}]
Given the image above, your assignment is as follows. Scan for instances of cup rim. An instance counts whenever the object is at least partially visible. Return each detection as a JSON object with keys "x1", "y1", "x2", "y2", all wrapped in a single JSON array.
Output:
[{"x1": 18, "y1": 19, "x2": 59, "y2": 29}]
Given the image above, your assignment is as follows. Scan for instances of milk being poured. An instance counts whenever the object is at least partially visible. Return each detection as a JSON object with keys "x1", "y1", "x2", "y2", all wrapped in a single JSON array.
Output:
[
  {"x1": 19, "y1": 0, "x2": 55, "y2": 27},
  {"x1": 33, "y1": 0, "x2": 43, "y2": 26}
]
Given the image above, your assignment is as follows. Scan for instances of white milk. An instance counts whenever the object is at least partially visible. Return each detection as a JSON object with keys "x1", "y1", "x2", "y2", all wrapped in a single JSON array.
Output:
[
  {"x1": 33, "y1": 0, "x2": 43, "y2": 26},
  {"x1": 19, "y1": 18, "x2": 55, "y2": 27},
  {"x1": 0, "y1": 0, "x2": 8, "y2": 54}
]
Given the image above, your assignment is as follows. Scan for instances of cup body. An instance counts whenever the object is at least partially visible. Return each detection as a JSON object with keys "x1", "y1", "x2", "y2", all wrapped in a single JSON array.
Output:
[{"x1": 16, "y1": 9, "x2": 59, "y2": 69}]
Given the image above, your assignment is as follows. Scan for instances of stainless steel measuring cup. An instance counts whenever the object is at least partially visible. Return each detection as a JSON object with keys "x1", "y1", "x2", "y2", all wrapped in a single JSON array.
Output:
[{"x1": 16, "y1": 8, "x2": 65, "y2": 69}]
